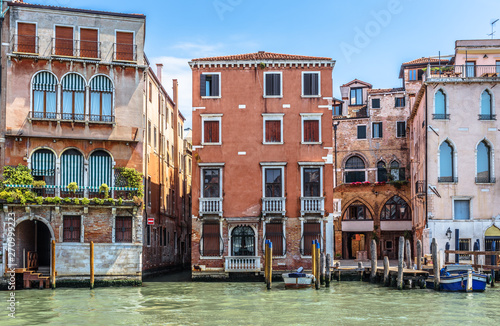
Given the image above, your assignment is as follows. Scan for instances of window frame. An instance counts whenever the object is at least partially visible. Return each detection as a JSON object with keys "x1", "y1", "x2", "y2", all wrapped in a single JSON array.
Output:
[
  {"x1": 201, "y1": 114, "x2": 222, "y2": 145},
  {"x1": 371, "y1": 98, "x2": 380, "y2": 109},
  {"x1": 61, "y1": 72, "x2": 86, "y2": 121},
  {"x1": 114, "y1": 29, "x2": 136, "y2": 62},
  {"x1": 438, "y1": 140, "x2": 457, "y2": 183},
  {"x1": 200, "y1": 166, "x2": 223, "y2": 199},
  {"x1": 16, "y1": 21, "x2": 38, "y2": 54},
  {"x1": 372, "y1": 122, "x2": 383, "y2": 139},
  {"x1": 201, "y1": 72, "x2": 221, "y2": 98},
  {"x1": 201, "y1": 221, "x2": 223, "y2": 259},
  {"x1": 88, "y1": 74, "x2": 114, "y2": 122},
  {"x1": 301, "y1": 71, "x2": 321, "y2": 97},
  {"x1": 264, "y1": 221, "x2": 286, "y2": 257},
  {"x1": 453, "y1": 197, "x2": 472, "y2": 220},
  {"x1": 300, "y1": 165, "x2": 323, "y2": 198},
  {"x1": 344, "y1": 155, "x2": 367, "y2": 183},
  {"x1": 262, "y1": 113, "x2": 284, "y2": 144},
  {"x1": 262, "y1": 165, "x2": 285, "y2": 198},
  {"x1": 396, "y1": 121, "x2": 406, "y2": 138},
  {"x1": 300, "y1": 113, "x2": 322, "y2": 144},
  {"x1": 115, "y1": 216, "x2": 133, "y2": 243},
  {"x1": 395, "y1": 97, "x2": 405, "y2": 107},
  {"x1": 78, "y1": 26, "x2": 100, "y2": 59},
  {"x1": 357, "y1": 124, "x2": 367, "y2": 140},
  {"x1": 350, "y1": 87, "x2": 363, "y2": 105},
  {"x1": 54, "y1": 24, "x2": 75, "y2": 57},
  {"x1": 63, "y1": 215, "x2": 82, "y2": 243},
  {"x1": 301, "y1": 221, "x2": 322, "y2": 257},
  {"x1": 263, "y1": 71, "x2": 283, "y2": 98}
]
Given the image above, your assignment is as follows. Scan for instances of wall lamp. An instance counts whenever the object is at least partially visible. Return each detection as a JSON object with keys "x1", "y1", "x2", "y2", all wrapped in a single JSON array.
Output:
[{"x1": 446, "y1": 227, "x2": 452, "y2": 241}]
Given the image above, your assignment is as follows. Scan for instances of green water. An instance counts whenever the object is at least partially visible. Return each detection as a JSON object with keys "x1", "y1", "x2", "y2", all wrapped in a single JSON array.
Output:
[{"x1": 4, "y1": 279, "x2": 500, "y2": 326}]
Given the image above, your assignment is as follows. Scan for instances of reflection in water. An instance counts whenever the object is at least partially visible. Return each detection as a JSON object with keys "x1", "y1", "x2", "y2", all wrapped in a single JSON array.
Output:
[{"x1": 5, "y1": 281, "x2": 500, "y2": 325}]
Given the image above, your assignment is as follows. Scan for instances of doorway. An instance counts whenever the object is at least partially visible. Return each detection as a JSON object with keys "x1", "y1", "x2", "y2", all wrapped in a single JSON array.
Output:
[{"x1": 15, "y1": 220, "x2": 52, "y2": 271}]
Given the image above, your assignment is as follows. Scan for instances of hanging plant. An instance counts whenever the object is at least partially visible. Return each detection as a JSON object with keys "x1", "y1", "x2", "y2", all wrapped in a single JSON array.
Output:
[
  {"x1": 67, "y1": 182, "x2": 79, "y2": 195},
  {"x1": 99, "y1": 183, "x2": 110, "y2": 199}
]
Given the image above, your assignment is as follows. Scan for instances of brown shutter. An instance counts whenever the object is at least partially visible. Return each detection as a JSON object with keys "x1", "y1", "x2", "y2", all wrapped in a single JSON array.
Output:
[
  {"x1": 265, "y1": 120, "x2": 280, "y2": 142},
  {"x1": 203, "y1": 223, "x2": 220, "y2": 256},
  {"x1": 17, "y1": 23, "x2": 36, "y2": 53},
  {"x1": 205, "y1": 121, "x2": 219, "y2": 143},
  {"x1": 55, "y1": 26, "x2": 74, "y2": 56},
  {"x1": 116, "y1": 31, "x2": 134, "y2": 61},
  {"x1": 80, "y1": 28, "x2": 98, "y2": 58},
  {"x1": 266, "y1": 223, "x2": 283, "y2": 256},
  {"x1": 116, "y1": 217, "x2": 123, "y2": 242},
  {"x1": 304, "y1": 120, "x2": 319, "y2": 142},
  {"x1": 303, "y1": 222, "x2": 320, "y2": 255}
]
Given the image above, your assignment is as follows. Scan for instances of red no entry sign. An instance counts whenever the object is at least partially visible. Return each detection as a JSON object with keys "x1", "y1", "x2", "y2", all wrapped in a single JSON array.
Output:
[{"x1": 147, "y1": 217, "x2": 154, "y2": 225}]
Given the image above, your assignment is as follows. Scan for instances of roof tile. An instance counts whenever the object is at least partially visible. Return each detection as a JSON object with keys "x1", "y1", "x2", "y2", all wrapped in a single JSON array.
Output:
[{"x1": 191, "y1": 51, "x2": 332, "y2": 62}]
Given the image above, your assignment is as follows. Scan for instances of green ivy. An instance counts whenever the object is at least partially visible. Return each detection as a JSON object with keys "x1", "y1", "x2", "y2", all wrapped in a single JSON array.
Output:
[
  {"x1": 114, "y1": 167, "x2": 144, "y2": 198},
  {"x1": 3, "y1": 164, "x2": 34, "y2": 187}
]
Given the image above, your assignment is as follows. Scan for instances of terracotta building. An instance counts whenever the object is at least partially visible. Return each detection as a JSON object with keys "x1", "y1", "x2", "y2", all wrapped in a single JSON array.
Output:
[
  {"x1": 408, "y1": 40, "x2": 500, "y2": 259},
  {"x1": 333, "y1": 79, "x2": 412, "y2": 260},
  {"x1": 190, "y1": 52, "x2": 335, "y2": 278},
  {"x1": 0, "y1": 1, "x2": 146, "y2": 284}
]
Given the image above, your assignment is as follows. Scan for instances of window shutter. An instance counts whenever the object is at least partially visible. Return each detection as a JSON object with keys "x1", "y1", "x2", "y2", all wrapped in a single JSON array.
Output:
[
  {"x1": 303, "y1": 223, "x2": 320, "y2": 255},
  {"x1": 311, "y1": 73, "x2": 318, "y2": 95},
  {"x1": 303, "y1": 73, "x2": 311, "y2": 95},
  {"x1": 211, "y1": 74, "x2": 219, "y2": 97},
  {"x1": 265, "y1": 120, "x2": 280, "y2": 142},
  {"x1": 17, "y1": 23, "x2": 36, "y2": 53},
  {"x1": 203, "y1": 223, "x2": 220, "y2": 256},
  {"x1": 116, "y1": 217, "x2": 123, "y2": 242},
  {"x1": 273, "y1": 74, "x2": 280, "y2": 95},
  {"x1": 266, "y1": 223, "x2": 283, "y2": 256},
  {"x1": 204, "y1": 121, "x2": 219, "y2": 143},
  {"x1": 80, "y1": 28, "x2": 98, "y2": 58},
  {"x1": 304, "y1": 120, "x2": 318, "y2": 142},
  {"x1": 265, "y1": 74, "x2": 273, "y2": 95},
  {"x1": 379, "y1": 123, "x2": 383, "y2": 138},
  {"x1": 200, "y1": 74, "x2": 206, "y2": 97},
  {"x1": 55, "y1": 26, "x2": 74, "y2": 56},
  {"x1": 115, "y1": 31, "x2": 134, "y2": 61}
]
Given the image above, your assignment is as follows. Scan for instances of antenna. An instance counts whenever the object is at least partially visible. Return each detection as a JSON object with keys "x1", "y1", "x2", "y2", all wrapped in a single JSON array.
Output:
[{"x1": 488, "y1": 19, "x2": 499, "y2": 39}]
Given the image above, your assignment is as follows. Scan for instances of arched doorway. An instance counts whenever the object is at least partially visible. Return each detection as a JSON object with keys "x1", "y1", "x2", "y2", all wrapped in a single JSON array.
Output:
[
  {"x1": 231, "y1": 226, "x2": 255, "y2": 256},
  {"x1": 485, "y1": 225, "x2": 500, "y2": 252},
  {"x1": 15, "y1": 219, "x2": 52, "y2": 272}
]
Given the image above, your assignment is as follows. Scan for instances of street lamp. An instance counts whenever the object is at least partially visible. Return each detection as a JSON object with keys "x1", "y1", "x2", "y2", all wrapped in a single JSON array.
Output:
[{"x1": 445, "y1": 227, "x2": 452, "y2": 241}]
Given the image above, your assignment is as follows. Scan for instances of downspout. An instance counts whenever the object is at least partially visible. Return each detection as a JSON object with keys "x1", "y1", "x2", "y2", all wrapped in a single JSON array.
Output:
[
  {"x1": 0, "y1": 1, "x2": 9, "y2": 169},
  {"x1": 424, "y1": 84, "x2": 428, "y2": 232}
]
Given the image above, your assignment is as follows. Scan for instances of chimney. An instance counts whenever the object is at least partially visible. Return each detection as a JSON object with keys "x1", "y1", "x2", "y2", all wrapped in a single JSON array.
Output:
[
  {"x1": 156, "y1": 63, "x2": 163, "y2": 83},
  {"x1": 173, "y1": 79, "x2": 178, "y2": 106}
]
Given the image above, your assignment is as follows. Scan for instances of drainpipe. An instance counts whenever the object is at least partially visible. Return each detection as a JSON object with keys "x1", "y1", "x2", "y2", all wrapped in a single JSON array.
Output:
[
  {"x1": 424, "y1": 84, "x2": 428, "y2": 234},
  {"x1": 0, "y1": 1, "x2": 9, "y2": 169},
  {"x1": 333, "y1": 121, "x2": 339, "y2": 188}
]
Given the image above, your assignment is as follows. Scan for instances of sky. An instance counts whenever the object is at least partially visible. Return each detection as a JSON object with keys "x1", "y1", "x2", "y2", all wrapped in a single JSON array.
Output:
[{"x1": 39, "y1": 0, "x2": 500, "y2": 128}]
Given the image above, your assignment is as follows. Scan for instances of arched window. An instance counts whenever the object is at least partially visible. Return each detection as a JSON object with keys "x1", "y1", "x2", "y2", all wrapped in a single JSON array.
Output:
[
  {"x1": 89, "y1": 75, "x2": 113, "y2": 122},
  {"x1": 390, "y1": 161, "x2": 405, "y2": 181},
  {"x1": 31, "y1": 149, "x2": 56, "y2": 196},
  {"x1": 61, "y1": 73, "x2": 86, "y2": 121},
  {"x1": 477, "y1": 140, "x2": 492, "y2": 183},
  {"x1": 381, "y1": 196, "x2": 410, "y2": 220},
  {"x1": 344, "y1": 202, "x2": 372, "y2": 220},
  {"x1": 344, "y1": 156, "x2": 365, "y2": 183},
  {"x1": 377, "y1": 161, "x2": 387, "y2": 182},
  {"x1": 32, "y1": 71, "x2": 57, "y2": 119},
  {"x1": 60, "y1": 149, "x2": 84, "y2": 196},
  {"x1": 439, "y1": 141, "x2": 455, "y2": 182},
  {"x1": 231, "y1": 226, "x2": 255, "y2": 256},
  {"x1": 434, "y1": 89, "x2": 447, "y2": 119},
  {"x1": 89, "y1": 150, "x2": 112, "y2": 195},
  {"x1": 480, "y1": 90, "x2": 493, "y2": 120}
]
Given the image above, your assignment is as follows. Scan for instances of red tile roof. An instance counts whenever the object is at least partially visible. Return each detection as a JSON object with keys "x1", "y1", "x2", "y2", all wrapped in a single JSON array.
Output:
[
  {"x1": 191, "y1": 51, "x2": 332, "y2": 62},
  {"x1": 402, "y1": 57, "x2": 452, "y2": 65},
  {"x1": 368, "y1": 87, "x2": 404, "y2": 94},
  {"x1": 340, "y1": 79, "x2": 372, "y2": 88}
]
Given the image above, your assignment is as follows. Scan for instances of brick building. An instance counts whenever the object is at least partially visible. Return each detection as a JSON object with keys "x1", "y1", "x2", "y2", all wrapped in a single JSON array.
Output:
[
  {"x1": 0, "y1": 1, "x2": 146, "y2": 284},
  {"x1": 333, "y1": 79, "x2": 412, "y2": 260},
  {"x1": 190, "y1": 52, "x2": 335, "y2": 278}
]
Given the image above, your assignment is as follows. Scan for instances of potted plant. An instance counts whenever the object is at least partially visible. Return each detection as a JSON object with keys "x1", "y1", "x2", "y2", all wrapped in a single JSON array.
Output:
[
  {"x1": 99, "y1": 183, "x2": 110, "y2": 199},
  {"x1": 67, "y1": 182, "x2": 78, "y2": 196}
]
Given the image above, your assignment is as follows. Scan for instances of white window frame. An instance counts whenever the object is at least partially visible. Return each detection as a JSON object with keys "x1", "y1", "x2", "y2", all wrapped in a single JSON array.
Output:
[
  {"x1": 262, "y1": 113, "x2": 284, "y2": 144},
  {"x1": 261, "y1": 165, "x2": 285, "y2": 198},
  {"x1": 357, "y1": 124, "x2": 367, "y2": 140},
  {"x1": 201, "y1": 72, "x2": 221, "y2": 99},
  {"x1": 452, "y1": 197, "x2": 472, "y2": 221},
  {"x1": 77, "y1": 26, "x2": 100, "y2": 58},
  {"x1": 263, "y1": 71, "x2": 283, "y2": 98},
  {"x1": 199, "y1": 163, "x2": 224, "y2": 199},
  {"x1": 301, "y1": 71, "x2": 321, "y2": 97},
  {"x1": 299, "y1": 163, "x2": 324, "y2": 197},
  {"x1": 300, "y1": 113, "x2": 322, "y2": 144},
  {"x1": 201, "y1": 114, "x2": 222, "y2": 145},
  {"x1": 396, "y1": 121, "x2": 406, "y2": 138},
  {"x1": 372, "y1": 122, "x2": 383, "y2": 139},
  {"x1": 300, "y1": 219, "x2": 324, "y2": 258},
  {"x1": 16, "y1": 21, "x2": 38, "y2": 54},
  {"x1": 475, "y1": 138, "x2": 495, "y2": 183},
  {"x1": 263, "y1": 220, "x2": 287, "y2": 258}
]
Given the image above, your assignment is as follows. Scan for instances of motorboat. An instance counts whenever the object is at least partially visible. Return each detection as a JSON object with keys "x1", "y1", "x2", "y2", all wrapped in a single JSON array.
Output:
[{"x1": 426, "y1": 265, "x2": 488, "y2": 292}]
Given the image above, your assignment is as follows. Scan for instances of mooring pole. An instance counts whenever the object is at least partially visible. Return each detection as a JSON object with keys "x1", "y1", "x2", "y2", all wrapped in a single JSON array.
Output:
[
  {"x1": 370, "y1": 239, "x2": 377, "y2": 283},
  {"x1": 325, "y1": 253, "x2": 331, "y2": 287},
  {"x1": 315, "y1": 241, "x2": 320, "y2": 290},
  {"x1": 383, "y1": 256, "x2": 390, "y2": 286},
  {"x1": 51, "y1": 239, "x2": 56, "y2": 289},
  {"x1": 311, "y1": 240, "x2": 316, "y2": 284},
  {"x1": 320, "y1": 252, "x2": 326, "y2": 285},
  {"x1": 491, "y1": 241, "x2": 496, "y2": 288},
  {"x1": 90, "y1": 241, "x2": 95, "y2": 290},
  {"x1": 264, "y1": 240, "x2": 269, "y2": 285},
  {"x1": 432, "y1": 238, "x2": 440, "y2": 291},
  {"x1": 267, "y1": 241, "x2": 272, "y2": 290},
  {"x1": 397, "y1": 236, "x2": 404, "y2": 290},
  {"x1": 405, "y1": 239, "x2": 412, "y2": 269},
  {"x1": 417, "y1": 240, "x2": 422, "y2": 271}
]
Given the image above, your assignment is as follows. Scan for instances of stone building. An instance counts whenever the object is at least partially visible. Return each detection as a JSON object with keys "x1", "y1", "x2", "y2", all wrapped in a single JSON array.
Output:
[
  {"x1": 0, "y1": 1, "x2": 146, "y2": 284},
  {"x1": 408, "y1": 39, "x2": 500, "y2": 258},
  {"x1": 333, "y1": 79, "x2": 412, "y2": 260},
  {"x1": 190, "y1": 52, "x2": 335, "y2": 278}
]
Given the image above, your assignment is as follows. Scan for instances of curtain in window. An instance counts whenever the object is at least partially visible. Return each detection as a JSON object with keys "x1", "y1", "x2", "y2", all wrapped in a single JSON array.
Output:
[
  {"x1": 32, "y1": 72, "x2": 58, "y2": 118},
  {"x1": 31, "y1": 149, "x2": 55, "y2": 177},
  {"x1": 439, "y1": 141, "x2": 453, "y2": 178},
  {"x1": 435, "y1": 90, "x2": 446, "y2": 115},
  {"x1": 33, "y1": 90, "x2": 44, "y2": 114},
  {"x1": 89, "y1": 151, "x2": 112, "y2": 188},
  {"x1": 90, "y1": 75, "x2": 113, "y2": 121},
  {"x1": 90, "y1": 92, "x2": 100, "y2": 119},
  {"x1": 102, "y1": 93, "x2": 112, "y2": 121},
  {"x1": 74, "y1": 92, "x2": 85, "y2": 119},
  {"x1": 60, "y1": 149, "x2": 84, "y2": 188},
  {"x1": 231, "y1": 226, "x2": 254, "y2": 256},
  {"x1": 481, "y1": 90, "x2": 492, "y2": 115},
  {"x1": 45, "y1": 92, "x2": 56, "y2": 118}
]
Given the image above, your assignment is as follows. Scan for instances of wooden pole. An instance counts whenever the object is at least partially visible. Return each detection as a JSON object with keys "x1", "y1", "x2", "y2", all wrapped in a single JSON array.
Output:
[
  {"x1": 417, "y1": 240, "x2": 422, "y2": 271},
  {"x1": 51, "y1": 239, "x2": 56, "y2": 289},
  {"x1": 432, "y1": 238, "x2": 440, "y2": 291},
  {"x1": 90, "y1": 241, "x2": 94, "y2": 290},
  {"x1": 267, "y1": 241, "x2": 272, "y2": 290},
  {"x1": 311, "y1": 240, "x2": 316, "y2": 285},
  {"x1": 320, "y1": 253, "x2": 325, "y2": 285},
  {"x1": 315, "y1": 241, "x2": 320, "y2": 290},
  {"x1": 405, "y1": 239, "x2": 412, "y2": 269},
  {"x1": 370, "y1": 239, "x2": 377, "y2": 283},
  {"x1": 264, "y1": 240, "x2": 269, "y2": 285},
  {"x1": 325, "y1": 253, "x2": 331, "y2": 287},
  {"x1": 397, "y1": 236, "x2": 404, "y2": 290},
  {"x1": 383, "y1": 256, "x2": 390, "y2": 286}
]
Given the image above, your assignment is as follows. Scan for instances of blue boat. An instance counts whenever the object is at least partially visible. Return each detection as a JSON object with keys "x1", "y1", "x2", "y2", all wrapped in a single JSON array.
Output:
[{"x1": 426, "y1": 265, "x2": 488, "y2": 292}]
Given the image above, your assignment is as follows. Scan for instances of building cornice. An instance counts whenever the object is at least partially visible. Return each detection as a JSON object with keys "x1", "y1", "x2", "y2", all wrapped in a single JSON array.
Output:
[{"x1": 189, "y1": 60, "x2": 335, "y2": 69}]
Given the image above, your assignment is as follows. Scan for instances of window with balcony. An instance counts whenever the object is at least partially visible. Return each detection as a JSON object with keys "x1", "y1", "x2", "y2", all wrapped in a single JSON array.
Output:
[
  {"x1": 372, "y1": 122, "x2": 382, "y2": 139},
  {"x1": 54, "y1": 26, "x2": 74, "y2": 56},
  {"x1": 265, "y1": 223, "x2": 285, "y2": 256},
  {"x1": 397, "y1": 121, "x2": 406, "y2": 138},
  {"x1": 454, "y1": 199, "x2": 470, "y2": 220},
  {"x1": 302, "y1": 72, "x2": 320, "y2": 96},
  {"x1": 357, "y1": 125, "x2": 366, "y2": 139},
  {"x1": 434, "y1": 89, "x2": 448, "y2": 120},
  {"x1": 465, "y1": 61, "x2": 476, "y2": 77},
  {"x1": 63, "y1": 216, "x2": 81, "y2": 242},
  {"x1": 89, "y1": 150, "x2": 112, "y2": 196},
  {"x1": 61, "y1": 73, "x2": 85, "y2": 121},
  {"x1": 265, "y1": 168, "x2": 282, "y2": 197},
  {"x1": 16, "y1": 22, "x2": 37, "y2": 53},
  {"x1": 303, "y1": 168, "x2": 321, "y2": 197},
  {"x1": 477, "y1": 140, "x2": 494, "y2": 183},
  {"x1": 232, "y1": 226, "x2": 255, "y2": 256},
  {"x1": 201, "y1": 222, "x2": 221, "y2": 257},
  {"x1": 203, "y1": 169, "x2": 220, "y2": 198},
  {"x1": 395, "y1": 97, "x2": 405, "y2": 107},
  {"x1": 32, "y1": 71, "x2": 57, "y2": 119},
  {"x1": 302, "y1": 222, "x2": 321, "y2": 256},
  {"x1": 60, "y1": 149, "x2": 84, "y2": 196},
  {"x1": 344, "y1": 156, "x2": 366, "y2": 183},
  {"x1": 200, "y1": 73, "x2": 220, "y2": 97},
  {"x1": 390, "y1": 161, "x2": 405, "y2": 181},
  {"x1": 89, "y1": 75, "x2": 113, "y2": 122},
  {"x1": 439, "y1": 140, "x2": 456, "y2": 183},
  {"x1": 115, "y1": 217, "x2": 132, "y2": 243},
  {"x1": 350, "y1": 88, "x2": 363, "y2": 105},
  {"x1": 480, "y1": 90, "x2": 495, "y2": 120},
  {"x1": 115, "y1": 31, "x2": 135, "y2": 61},
  {"x1": 381, "y1": 196, "x2": 410, "y2": 220},
  {"x1": 377, "y1": 161, "x2": 387, "y2": 182},
  {"x1": 371, "y1": 98, "x2": 380, "y2": 109},
  {"x1": 79, "y1": 28, "x2": 98, "y2": 58},
  {"x1": 345, "y1": 203, "x2": 372, "y2": 220},
  {"x1": 264, "y1": 72, "x2": 282, "y2": 97}
]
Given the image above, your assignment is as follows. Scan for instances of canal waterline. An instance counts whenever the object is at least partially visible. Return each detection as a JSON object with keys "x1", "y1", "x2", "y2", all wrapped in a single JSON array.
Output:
[{"x1": 5, "y1": 278, "x2": 500, "y2": 326}]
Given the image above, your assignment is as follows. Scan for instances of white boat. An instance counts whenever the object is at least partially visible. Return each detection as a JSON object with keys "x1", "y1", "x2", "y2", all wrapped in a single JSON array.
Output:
[{"x1": 282, "y1": 267, "x2": 315, "y2": 289}]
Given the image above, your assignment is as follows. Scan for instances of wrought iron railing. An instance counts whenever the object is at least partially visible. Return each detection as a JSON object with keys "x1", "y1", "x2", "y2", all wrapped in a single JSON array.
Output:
[
  {"x1": 475, "y1": 176, "x2": 496, "y2": 184},
  {"x1": 11, "y1": 34, "x2": 39, "y2": 54},
  {"x1": 113, "y1": 43, "x2": 137, "y2": 61},
  {"x1": 224, "y1": 256, "x2": 261, "y2": 272},
  {"x1": 426, "y1": 65, "x2": 500, "y2": 79},
  {"x1": 199, "y1": 198, "x2": 223, "y2": 216},
  {"x1": 433, "y1": 114, "x2": 450, "y2": 120},
  {"x1": 438, "y1": 176, "x2": 458, "y2": 183},
  {"x1": 478, "y1": 114, "x2": 496, "y2": 120},
  {"x1": 300, "y1": 197, "x2": 325, "y2": 216},
  {"x1": 4, "y1": 184, "x2": 138, "y2": 201},
  {"x1": 52, "y1": 38, "x2": 77, "y2": 56},
  {"x1": 29, "y1": 111, "x2": 115, "y2": 123},
  {"x1": 261, "y1": 197, "x2": 286, "y2": 216},
  {"x1": 78, "y1": 40, "x2": 101, "y2": 59}
]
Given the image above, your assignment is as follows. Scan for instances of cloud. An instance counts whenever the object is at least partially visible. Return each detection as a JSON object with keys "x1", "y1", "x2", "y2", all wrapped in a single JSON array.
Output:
[
  {"x1": 149, "y1": 56, "x2": 193, "y2": 128},
  {"x1": 171, "y1": 42, "x2": 223, "y2": 57}
]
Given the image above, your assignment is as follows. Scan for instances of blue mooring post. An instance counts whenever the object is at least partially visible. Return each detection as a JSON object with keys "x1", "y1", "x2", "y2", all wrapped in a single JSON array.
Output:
[
  {"x1": 455, "y1": 229, "x2": 460, "y2": 263},
  {"x1": 315, "y1": 240, "x2": 321, "y2": 289},
  {"x1": 267, "y1": 241, "x2": 272, "y2": 290}
]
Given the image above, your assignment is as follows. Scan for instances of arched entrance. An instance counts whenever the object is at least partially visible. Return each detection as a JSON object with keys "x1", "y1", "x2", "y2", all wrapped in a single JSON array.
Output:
[
  {"x1": 231, "y1": 226, "x2": 255, "y2": 256},
  {"x1": 485, "y1": 225, "x2": 500, "y2": 251},
  {"x1": 15, "y1": 219, "x2": 53, "y2": 272}
]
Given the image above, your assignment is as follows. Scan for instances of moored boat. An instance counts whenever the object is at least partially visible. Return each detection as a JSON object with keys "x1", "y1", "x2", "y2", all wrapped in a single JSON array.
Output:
[
  {"x1": 426, "y1": 265, "x2": 488, "y2": 292},
  {"x1": 282, "y1": 268, "x2": 315, "y2": 289}
]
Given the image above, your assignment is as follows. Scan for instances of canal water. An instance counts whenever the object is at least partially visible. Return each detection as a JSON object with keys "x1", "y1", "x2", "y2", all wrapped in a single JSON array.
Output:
[{"x1": 5, "y1": 276, "x2": 500, "y2": 325}]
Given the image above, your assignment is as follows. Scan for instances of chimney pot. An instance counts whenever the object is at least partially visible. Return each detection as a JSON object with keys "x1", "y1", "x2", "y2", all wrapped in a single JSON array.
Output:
[{"x1": 156, "y1": 63, "x2": 163, "y2": 83}]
